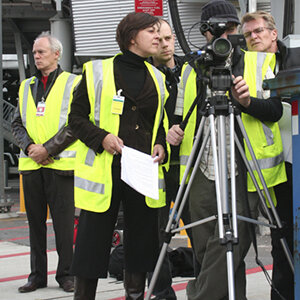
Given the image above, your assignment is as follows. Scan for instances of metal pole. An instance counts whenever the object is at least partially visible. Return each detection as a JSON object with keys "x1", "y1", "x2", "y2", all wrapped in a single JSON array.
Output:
[
  {"x1": 248, "y1": 0, "x2": 257, "y2": 12},
  {"x1": 50, "y1": 15, "x2": 72, "y2": 72},
  {"x1": 293, "y1": 100, "x2": 300, "y2": 298},
  {"x1": 0, "y1": 0, "x2": 6, "y2": 206}
]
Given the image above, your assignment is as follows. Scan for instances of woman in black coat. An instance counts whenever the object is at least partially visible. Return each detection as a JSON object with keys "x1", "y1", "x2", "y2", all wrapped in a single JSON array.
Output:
[{"x1": 69, "y1": 12, "x2": 168, "y2": 300}]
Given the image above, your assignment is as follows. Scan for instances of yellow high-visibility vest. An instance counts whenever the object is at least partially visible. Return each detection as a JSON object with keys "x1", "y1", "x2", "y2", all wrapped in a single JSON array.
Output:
[
  {"x1": 178, "y1": 51, "x2": 286, "y2": 199},
  {"x1": 177, "y1": 63, "x2": 198, "y2": 183},
  {"x1": 74, "y1": 55, "x2": 169, "y2": 213},
  {"x1": 18, "y1": 71, "x2": 81, "y2": 171},
  {"x1": 242, "y1": 51, "x2": 286, "y2": 192}
]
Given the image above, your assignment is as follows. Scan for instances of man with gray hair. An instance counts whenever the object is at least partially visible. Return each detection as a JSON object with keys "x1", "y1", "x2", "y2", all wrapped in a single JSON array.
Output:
[
  {"x1": 12, "y1": 31, "x2": 81, "y2": 293},
  {"x1": 241, "y1": 11, "x2": 300, "y2": 300}
]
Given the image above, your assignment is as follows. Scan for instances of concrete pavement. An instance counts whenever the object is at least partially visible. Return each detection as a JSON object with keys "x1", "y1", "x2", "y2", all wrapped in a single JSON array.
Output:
[
  {"x1": 0, "y1": 238, "x2": 272, "y2": 300},
  {"x1": 0, "y1": 177, "x2": 274, "y2": 300}
]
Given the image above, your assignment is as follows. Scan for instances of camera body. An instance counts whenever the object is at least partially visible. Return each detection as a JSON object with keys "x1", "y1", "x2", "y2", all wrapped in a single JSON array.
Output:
[
  {"x1": 200, "y1": 17, "x2": 229, "y2": 38},
  {"x1": 190, "y1": 18, "x2": 246, "y2": 93}
]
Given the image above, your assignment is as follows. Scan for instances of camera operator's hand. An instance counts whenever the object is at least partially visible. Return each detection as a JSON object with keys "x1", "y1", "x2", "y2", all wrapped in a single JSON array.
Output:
[
  {"x1": 231, "y1": 76, "x2": 251, "y2": 108},
  {"x1": 167, "y1": 125, "x2": 184, "y2": 146}
]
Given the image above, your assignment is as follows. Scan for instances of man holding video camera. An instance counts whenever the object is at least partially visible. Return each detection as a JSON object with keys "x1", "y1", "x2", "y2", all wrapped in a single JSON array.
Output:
[{"x1": 167, "y1": 1, "x2": 284, "y2": 299}]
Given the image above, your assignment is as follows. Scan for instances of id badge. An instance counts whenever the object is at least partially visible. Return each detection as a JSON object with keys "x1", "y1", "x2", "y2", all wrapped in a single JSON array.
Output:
[
  {"x1": 36, "y1": 101, "x2": 46, "y2": 116},
  {"x1": 111, "y1": 89, "x2": 125, "y2": 115}
]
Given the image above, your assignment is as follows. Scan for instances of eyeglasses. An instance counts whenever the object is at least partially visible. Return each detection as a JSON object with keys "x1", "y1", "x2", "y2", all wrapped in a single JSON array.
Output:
[{"x1": 243, "y1": 27, "x2": 271, "y2": 39}]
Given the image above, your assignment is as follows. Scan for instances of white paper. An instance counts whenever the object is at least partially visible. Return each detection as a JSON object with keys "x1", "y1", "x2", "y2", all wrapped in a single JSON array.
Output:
[{"x1": 121, "y1": 146, "x2": 159, "y2": 199}]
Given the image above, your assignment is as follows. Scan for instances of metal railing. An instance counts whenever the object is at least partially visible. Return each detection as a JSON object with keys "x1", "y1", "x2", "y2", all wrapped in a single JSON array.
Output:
[{"x1": 3, "y1": 99, "x2": 17, "y2": 145}]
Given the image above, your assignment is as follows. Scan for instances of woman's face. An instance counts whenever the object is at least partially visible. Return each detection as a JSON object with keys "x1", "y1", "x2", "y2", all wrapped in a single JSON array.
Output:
[{"x1": 129, "y1": 24, "x2": 160, "y2": 58}]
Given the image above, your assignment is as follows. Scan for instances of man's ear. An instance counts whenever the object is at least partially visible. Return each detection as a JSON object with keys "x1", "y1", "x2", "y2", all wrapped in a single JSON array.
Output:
[
  {"x1": 271, "y1": 29, "x2": 278, "y2": 41},
  {"x1": 55, "y1": 50, "x2": 60, "y2": 61},
  {"x1": 130, "y1": 38, "x2": 135, "y2": 46}
]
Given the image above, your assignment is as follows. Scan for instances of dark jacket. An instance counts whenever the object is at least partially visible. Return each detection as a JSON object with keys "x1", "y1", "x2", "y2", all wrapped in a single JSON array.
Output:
[
  {"x1": 277, "y1": 40, "x2": 300, "y2": 71},
  {"x1": 68, "y1": 51, "x2": 167, "y2": 164},
  {"x1": 148, "y1": 54, "x2": 184, "y2": 163},
  {"x1": 12, "y1": 66, "x2": 77, "y2": 164},
  {"x1": 232, "y1": 47, "x2": 283, "y2": 123},
  {"x1": 148, "y1": 55, "x2": 183, "y2": 126}
]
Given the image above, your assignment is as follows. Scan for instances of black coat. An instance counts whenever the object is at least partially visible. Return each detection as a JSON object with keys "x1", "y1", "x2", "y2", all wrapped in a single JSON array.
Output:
[{"x1": 68, "y1": 51, "x2": 167, "y2": 162}]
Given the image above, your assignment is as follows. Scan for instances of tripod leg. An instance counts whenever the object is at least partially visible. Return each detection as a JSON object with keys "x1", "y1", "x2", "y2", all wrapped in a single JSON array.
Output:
[
  {"x1": 145, "y1": 117, "x2": 208, "y2": 300},
  {"x1": 187, "y1": 169, "x2": 249, "y2": 300},
  {"x1": 187, "y1": 113, "x2": 238, "y2": 300}
]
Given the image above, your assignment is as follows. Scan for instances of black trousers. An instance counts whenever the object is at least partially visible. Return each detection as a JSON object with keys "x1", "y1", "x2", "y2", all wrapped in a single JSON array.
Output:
[
  {"x1": 71, "y1": 165, "x2": 159, "y2": 278},
  {"x1": 148, "y1": 164, "x2": 199, "y2": 300},
  {"x1": 272, "y1": 162, "x2": 294, "y2": 300},
  {"x1": 23, "y1": 168, "x2": 75, "y2": 285}
]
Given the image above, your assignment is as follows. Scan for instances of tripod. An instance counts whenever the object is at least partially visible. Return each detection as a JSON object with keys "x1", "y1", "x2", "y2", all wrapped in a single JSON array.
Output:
[{"x1": 145, "y1": 89, "x2": 294, "y2": 300}]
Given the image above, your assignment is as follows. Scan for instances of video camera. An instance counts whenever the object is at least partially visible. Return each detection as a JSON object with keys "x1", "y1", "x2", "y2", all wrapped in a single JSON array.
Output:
[
  {"x1": 185, "y1": 18, "x2": 246, "y2": 93},
  {"x1": 180, "y1": 18, "x2": 247, "y2": 124}
]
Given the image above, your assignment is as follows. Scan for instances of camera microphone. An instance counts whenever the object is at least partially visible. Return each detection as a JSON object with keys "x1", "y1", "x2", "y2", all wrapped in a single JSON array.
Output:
[
  {"x1": 187, "y1": 50, "x2": 204, "y2": 56},
  {"x1": 184, "y1": 50, "x2": 205, "y2": 62}
]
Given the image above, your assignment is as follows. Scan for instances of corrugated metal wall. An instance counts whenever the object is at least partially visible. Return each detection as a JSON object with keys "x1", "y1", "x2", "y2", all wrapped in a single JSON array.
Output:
[{"x1": 71, "y1": 0, "x2": 270, "y2": 59}]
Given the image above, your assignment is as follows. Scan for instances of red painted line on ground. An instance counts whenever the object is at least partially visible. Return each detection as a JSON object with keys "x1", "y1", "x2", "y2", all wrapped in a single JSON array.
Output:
[
  {"x1": 0, "y1": 225, "x2": 28, "y2": 231},
  {"x1": 246, "y1": 264, "x2": 273, "y2": 274},
  {"x1": 0, "y1": 262, "x2": 273, "y2": 290},
  {"x1": 172, "y1": 282, "x2": 189, "y2": 291},
  {"x1": 0, "y1": 251, "x2": 30, "y2": 259},
  {"x1": 0, "y1": 235, "x2": 30, "y2": 242},
  {"x1": 109, "y1": 265, "x2": 274, "y2": 300},
  {"x1": 0, "y1": 233, "x2": 55, "y2": 243},
  {"x1": 0, "y1": 271, "x2": 56, "y2": 283},
  {"x1": 0, "y1": 248, "x2": 56, "y2": 259},
  {"x1": 0, "y1": 223, "x2": 52, "y2": 231}
]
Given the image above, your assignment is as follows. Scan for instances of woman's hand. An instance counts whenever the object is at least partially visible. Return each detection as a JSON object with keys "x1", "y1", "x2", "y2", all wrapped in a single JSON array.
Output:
[
  {"x1": 102, "y1": 134, "x2": 124, "y2": 155},
  {"x1": 152, "y1": 144, "x2": 165, "y2": 164}
]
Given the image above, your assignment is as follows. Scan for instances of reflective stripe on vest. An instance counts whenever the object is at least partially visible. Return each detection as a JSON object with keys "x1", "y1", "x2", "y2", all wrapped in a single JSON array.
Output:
[
  {"x1": 255, "y1": 54, "x2": 278, "y2": 146},
  {"x1": 84, "y1": 59, "x2": 104, "y2": 167},
  {"x1": 148, "y1": 63, "x2": 165, "y2": 123},
  {"x1": 21, "y1": 74, "x2": 77, "y2": 129},
  {"x1": 21, "y1": 77, "x2": 34, "y2": 128},
  {"x1": 74, "y1": 56, "x2": 167, "y2": 212},
  {"x1": 178, "y1": 63, "x2": 197, "y2": 182},
  {"x1": 242, "y1": 51, "x2": 286, "y2": 191},
  {"x1": 75, "y1": 176, "x2": 105, "y2": 194},
  {"x1": 180, "y1": 155, "x2": 189, "y2": 166}
]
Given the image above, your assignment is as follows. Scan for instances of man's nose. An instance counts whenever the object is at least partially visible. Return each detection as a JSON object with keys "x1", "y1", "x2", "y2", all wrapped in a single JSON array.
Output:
[
  {"x1": 161, "y1": 39, "x2": 168, "y2": 46},
  {"x1": 250, "y1": 31, "x2": 259, "y2": 38}
]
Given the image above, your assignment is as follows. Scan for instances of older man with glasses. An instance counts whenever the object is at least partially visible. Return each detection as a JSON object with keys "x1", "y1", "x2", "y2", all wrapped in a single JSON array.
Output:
[{"x1": 241, "y1": 10, "x2": 300, "y2": 300}]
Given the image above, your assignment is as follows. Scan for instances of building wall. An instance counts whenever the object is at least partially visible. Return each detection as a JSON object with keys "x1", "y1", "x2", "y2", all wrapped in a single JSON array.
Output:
[{"x1": 71, "y1": 0, "x2": 271, "y2": 59}]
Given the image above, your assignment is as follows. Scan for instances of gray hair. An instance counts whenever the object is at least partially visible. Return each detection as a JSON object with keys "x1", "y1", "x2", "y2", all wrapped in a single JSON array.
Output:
[
  {"x1": 34, "y1": 31, "x2": 63, "y2": 60},
  {"x1": 241, "y1": 11, "x2": 277, "y2": 31}
]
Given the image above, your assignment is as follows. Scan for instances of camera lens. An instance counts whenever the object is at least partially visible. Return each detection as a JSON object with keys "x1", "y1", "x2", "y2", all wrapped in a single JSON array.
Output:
[{"x1": 212, "y1": 38, "x2": 232, "y2": 57}]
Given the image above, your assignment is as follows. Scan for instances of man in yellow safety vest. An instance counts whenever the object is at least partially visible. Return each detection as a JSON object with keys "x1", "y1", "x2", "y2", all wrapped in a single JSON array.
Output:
[
  {"x1": 12, "y1": 31, "x2": 81, "y2": 294},
  {"x1": 167, "y1": 1, "x2": 285, "y2": 299}
]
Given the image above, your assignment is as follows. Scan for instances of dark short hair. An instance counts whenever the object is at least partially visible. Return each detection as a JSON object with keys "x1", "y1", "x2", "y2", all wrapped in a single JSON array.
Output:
[{"x1": 116, "y1": 12, "x2": 160, "y2": 52}]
